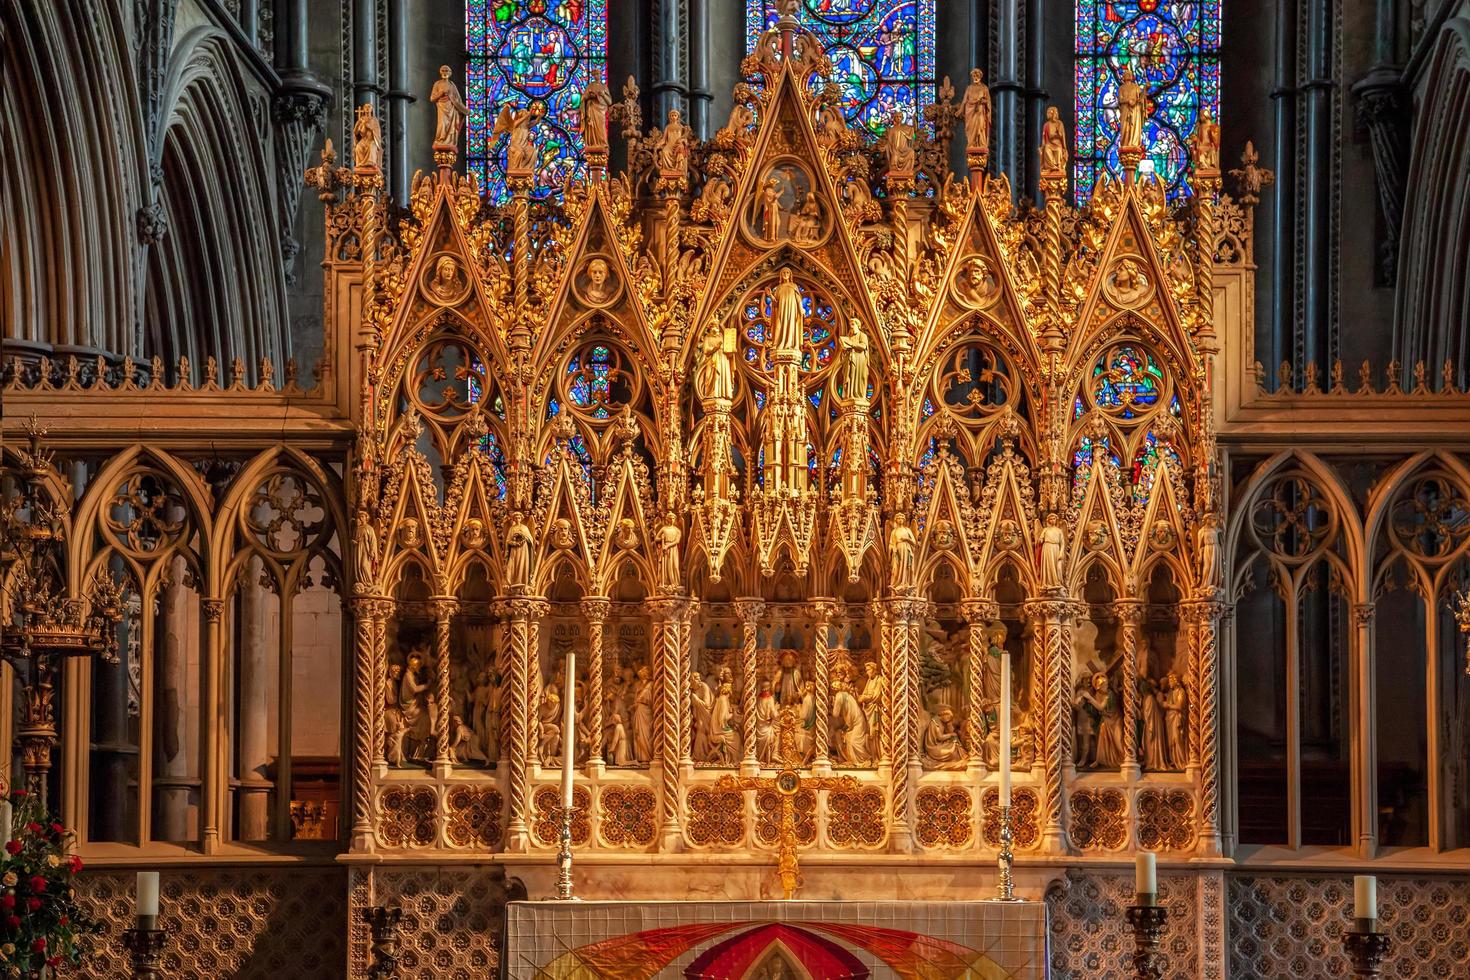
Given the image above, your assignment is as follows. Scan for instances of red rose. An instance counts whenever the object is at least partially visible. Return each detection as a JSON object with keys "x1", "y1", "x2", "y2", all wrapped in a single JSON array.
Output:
[
  {"x1": 58, "y1": 915, "x2": 68, "y2": 926},
  {"x1": 24, "y1": 822, "x2": 40, "y2": 834},
  {"x1": 46, "y1": 957, "x2": 59, "y2": 969},
  {"x1": 13, "y1": 790, "x2": 26, "y2": 798},
  {"x1": 25, "y1": 898, "x2": 39, "y2": 912},
  {"x1": 67, "y1": 855, "x2": 82, "y2": 873},
  {"x1": 28, "y1": 876, "x2": 45, "y2": 893},
  {"x1": 49, "y1": 823, "x2": 63, "y2": 835},
  {"x1": 6, "y1": 915, "x2": 19, "y2": 929},
  {"x1": 4, "y1": 840, "x2": 20, "y2": 855},
  {"x1": 1, "y1": 895, "x2": 14, "y2": 909},
  {"x1": 32, "y1": 937, "x2": 45, "y2": 952}
]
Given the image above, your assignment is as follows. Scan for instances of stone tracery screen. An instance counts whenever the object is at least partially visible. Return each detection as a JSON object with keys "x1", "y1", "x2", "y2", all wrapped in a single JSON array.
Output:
[{"x1": 745, "y1": 0, "x2": 936, "y2": 137}]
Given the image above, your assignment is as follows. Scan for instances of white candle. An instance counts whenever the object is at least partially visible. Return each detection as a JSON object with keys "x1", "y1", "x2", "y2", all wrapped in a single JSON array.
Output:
[
  {"x1": 1353, "y1": 875, "x2": 1376, "y2": 920},
  {"x1": 999, "y1": 650, "x2": 1012, "y2": 808},
  {"x1": 136, "y1": 871, "x2": 160, "y2": 928},
  {"x1": 1135, "y1": 852, "x2": 1157, "y2": 903},
  {"x1": 561, "y1": 649, "x2": 577, "y2": 811}
]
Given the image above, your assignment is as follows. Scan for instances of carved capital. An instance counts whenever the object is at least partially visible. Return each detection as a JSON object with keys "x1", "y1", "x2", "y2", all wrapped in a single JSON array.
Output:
[
  {"x1": 807, "y1": 597, "x2": 838, "y2": 622},
  {"x1": 1023, "y1": 598, "x2": 1075, "y2": 624},
  {"x1": 643, "y1": 596, "x2": 689, "y2": 621},
  {"x1": 429, "y1": 596, "x2": 458, "y2": 622},
  {"x1": 1112, "y1": 600, "x2": 1146, "y2": 627},
  {"x1": 733, "y1": 597, "x2": 765, "y2": 624},
  {"x1": 885, "y1": 595, "x2": 929, "y2": 625},
  {"x1": 580, "y1": 596, "x2": 612, "y2": 624},
  {"x1": 493, "y1": 596, "x2": 550, "y2": 621},
  {"x1": 201, "y1": 598, "x2": 225, "y2": 624},
  {"x1": 960, "y1": 598, "x2": 1000, "y2": 623},
  {"x1": 1352, "y1": 602, "x2": 1376, "y2": 629}
]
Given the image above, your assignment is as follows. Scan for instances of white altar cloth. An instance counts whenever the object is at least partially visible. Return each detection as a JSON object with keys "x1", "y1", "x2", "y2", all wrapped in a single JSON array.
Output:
[{"x1": 504, "y1": 899, "x2": 1049, "y2": 979}]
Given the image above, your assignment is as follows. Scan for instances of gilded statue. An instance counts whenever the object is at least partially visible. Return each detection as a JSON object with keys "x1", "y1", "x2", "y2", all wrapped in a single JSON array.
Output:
[
  {"x1": 1197, "y1": 514, "x2": 1221, "y2": 591},
  {"x1": 760, "y1": 177, "x2": 784, "y2": 240},
  {"x1": 923, "y1": 707, "x2": 967, "y2": 769},
  {"x1": 1191, "y1": 108, "x2": 1221, "y2": 170},
  {"x1": 494, "y1": 102, "x2": 546, "y2": 174},
  {"x1": 654, "y1": 108, "x2": 692, "y2": 176},
  {"x1": 352, "y1": 104, "x2": 382, "y2": 172},
  {"x1": 879, "y1": 111, "x2": 916, "y2": 175},
  {"x1": 1040, "y1": 106, "x2": 1069, "y2": 174},
  {"x1": 1038, "y1": 512, "x2": 1066, "y2": 589},
  {"x1": 815, "y1": 82, "x2": 847, "y2": 149},
  {"x1": 961, "y1": 68, "x2": 992, "y2": 156},
  {"x1": 888, "y1": 512, "x2": 918, "y2": 590},
  {"x1": 506, "y1": 512, "x2": 533, "y2": 590},
  {"x1": 658, "y1": 515, "x2": 682, "y2": 591},
  {"x1": 771, "y1": 269, "x2": 805, "y2": 358},
  {"x1": 580, "y1": 78, "x2": 611, "y2": 154},
  {"x1": 1117, "y1": 64, "x2": 1146, "y2": 152},
  {"x1": 718, "y1": 96, "x2": 754, "y2": 146},
  {"x1": 353, "y1": 516, "x2": 377, "y2": 592},
  {"x1": 839, "y1": 318, "x2": 870, "y2": 403},
  {"x1": 431, "y1": 65, "x2": 470, "y2": 148},
  {"x1": 697, "y1": 326, "x2": 734, "y2": 404}
]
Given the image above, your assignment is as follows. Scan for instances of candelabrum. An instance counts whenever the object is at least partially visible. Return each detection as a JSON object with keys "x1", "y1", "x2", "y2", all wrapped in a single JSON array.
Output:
[
  {"x1": 1342, "y1": 919, "x2": 1391, "y2": 977},
  {"x1": 556, "y1": 804, "x2": 575, "y2": 900},
  {"x1": 121, "y1": 926, "x2": 166, "y2": 980},
  {"x1": 994, "y1": 804, "x2": 1018, "y2": 901},
  {"x1": 365, "y1": 905, "x2": 403, "y2": 979},
  {"x1": 1124, "y1": 903, "x2": 1169, "y2": 980}
]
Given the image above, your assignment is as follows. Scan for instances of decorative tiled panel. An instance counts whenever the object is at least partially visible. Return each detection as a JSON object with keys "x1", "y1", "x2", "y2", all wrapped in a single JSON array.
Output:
[
  {"x1": 982, "y1": 787, "x2": 1041, "y2": 850},
  {"x1": 1227, "y1": 874, "x2": 1470, "y2": 979},
  {"x1": 686, "y1": 786, "x2": 745, "y2": 847},
  {"x1": 369, "y1": 867, "x2": 511, "y2": 979},
  {"x1": 1136, "y1": 789, "x2": 1195, "y2": 851},
  {"x1": 378, "y1": 785, "x2": 438, "y2": 847},
  {"x1": 76, "y1": 868, "x2": 347, "y2": 979},
  {"x1": 827, "y1": 786, "x2": 886, "y2": 847},
  {"x1": 755, "y1": 787, "x2": 816, "y2": 846},
  {"x1": 531, "y1": 785, "x2": 591, "y2": 846},
  {"x1": 445, "y1": 785, "x2": 504, "y2": 849},
  {"x1": 916, "y1": 787, "x2": 973, "y2": 848},
  {"x1": 1046, "y1": 869, "x2": 1199, "y2": 980},
  {"x1": 598, "y1": 785, "x2": 657, "y2": 846},
  {"x1": 1069, "y1": 788, "x2": 1127, "y2": 851}
]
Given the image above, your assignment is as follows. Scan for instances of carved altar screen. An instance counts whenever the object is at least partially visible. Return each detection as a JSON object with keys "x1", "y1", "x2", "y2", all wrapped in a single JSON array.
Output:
[
  {"x1": 1073, "y1": 0, "x2": 1222, "y2": 200},
  {"x1": 465, "y1": 0, "x2": 609, "y2": 202},
  {"x1": 745, "y1": 0, "x2": 936, "y2": 135}
]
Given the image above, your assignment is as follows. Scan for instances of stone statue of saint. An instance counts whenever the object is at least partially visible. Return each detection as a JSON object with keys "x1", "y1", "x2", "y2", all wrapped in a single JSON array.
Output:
[
  {"x1": 1040, "y1": 106, "x2": 1069, "y2": 174},
  {"x1": 658, "y1": 516, "x2": 681, "y2": 591},
  {"x1": 879, "y1": 111, "x2": 916, "y2": 175},
  {"x1": 354, "y1": 516, "x2": 377, "y2": 592},
  {"x1": 961, "y1": 68, "x2": 992, "y2": 155},
  {"x1": 1191, "y1": 108, "x2": 1221, "y2": 170},
  {"x1": 1117, "y1": 65, "x2": 1146, "y2": 151},
  {"x1": 839, "y1": 318, "x2": 870, "y2": 403},
  {"x1": 353, "y1": 104, "x2": 382, "y2": 172},
  {"x1": 431, "y1": 65, "x2": 470, "y2": 148},
  {"x1": 1197, "y1": 515, "x2": 1221, "y2": 591},
  {"x1": 654, "y1": 109, "x2": 691, "y2": 176},
  {"x1": 494, "y1": 102, "x2": 545, "y2": 173},
  {"x1": 771, "y1": 269, "x2": 804, "y2": 357},
  {"x1": 888, "y1": 512, "x2": 918, "y2": 590},
  {"x1": 1039, "y1": 512, "x2": 1066, "y2": 589},
  {"x1": 506, "y1": 512, "x2": 533, "y2": 590},
  {"x1": 760, "y1": 177, "x2": 783, "y2": 240},
  {"x1": 580, "y1": 79, "x2": 611, "y2": 154},
  {"x1": 1161, "y1": 672, "x2": 1188, "y2": 769},
  {"x1": 697, "y1": 325, "x2": 734, "y2": 404},
  {"x1": 923, "y1": 706, "x2": 967, "y2": 769}
]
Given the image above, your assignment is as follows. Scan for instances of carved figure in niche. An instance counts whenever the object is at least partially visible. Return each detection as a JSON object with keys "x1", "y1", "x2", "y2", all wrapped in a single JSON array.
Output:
[
  {"x1": 922, "y1": 622, "x2": 961, "y2": 712},
  {"x1": 354, "y1": 517, "x2": 378, "y2": 592},
  {"x1": 771, "y1": 269, "x2": 805, "y2": 357},
  {"x1": 753, "y1": 680, "x2": 779, "y2": 764},
  {"x1": 858, "y1": 660, "x2": 886, "y2": 762},
  {"x1": 451, "y1": 714, "x2": 485, "y2": 764},
  {"x1": 615, "y1": 518, "x2": 638, "y2": 551},
  {"x1": 1083, "y1": 519, "x2": 1108, "y2": 552},
  {"x1": 830, "y1": 678, "x2": 871, "y2": 766},
  {"x1": 690, "y1": 671, "x2": 713, "y2": 762},
  {"x1": 797, "y1": 681, "x2": 816, "y2": 760},
  {"x1": 760, "y1": 178, "x2": 784, "y2": 241},
  {"x1": 774, "y1": 650, "x2": 803, "y2": 705},
  {"x1": 839, "y1": 318, "x2": 870, "y2": 403},
  {"x1": 996, "y1": 518, "x2": 1022, "y2": 551},
  {"x1": 399, "y1": 517, "x2": 422, "y2": 549},
  {"x1": 698, "y1": 325, "x2": 735, "y2": 404},
  {"x1": 923, "y1": 706, "x2": 967, "y2": 769},
  {"x1": 654, "y1": 108, "x2": 692, "y2": 176},
  {"x1": 431, "y1": 65, "x2": 470, "y2": 148},
  {"x1": 460, "y1": 517, "x2": 486, "y2": 550},
  {"x1": 580, "y1": 257, "x2": 616, "y2": 307},
  {"x1": 470, "y1": 667, "x2": 499, "y2": 763},
  {"x1": 658, "y1": 516, "x2": 681, "y2": 591},
  {"x1": 385, "y1": 662, "x2": 406, "y2": 765},
  {"x1": 709, "y1": 682, "x2": 741, "y2": 764},
  {"x1": 932, "y1": 519, "x2": 956, "y2": 551},
  {"x1": 955, "y1": 256, "x2": 1001, "y2": 309},
  {"x1": 1148, "y1": 519, "x2": 1176, "y2": 551},
  {"x1": 888, "y1": 512, "x2": 918, "y2": 591},
  {"x1": 1197, "y1": 514, "x2": 1221, "y2": 591},
  {"x1": 1140, "y1": 671, "x2": 1167, "y2": 770},
  {"x1": 427, "y1": 255, "x2": 464, "y2": 305},
  {"x1": 506, "y1": 513, "x2": 533, "y2": 591},
  {"x1": 353, "y1": 104, "x2": 382, "y2": 171},
  {"x1": 494, "y1": 101, "x2": 546, "y2": 174},
  {"x1": 1073, "y1": 618, "x2": 1100, "y2": 666},
  {"x1": 1161, "y1": 671, "x2": 1188, "y2": 769},
  {"x1": 605, "y1": 712, "x2": 630, "y2": 766},
  {"x1": 961, "y1": 68, "x2": 992, "y2": 155},
  {"x1": 1038, "y1": 512, "x2": 1066, "y2": 590},
  {"x1": 1072, "y1": 676, "x2": 1100, "y2": 768},
  {"x1": 632, "y1": 666, "x2": 654, "y2": 763},
  {"x1": 1116, "y1": 64, "x2": 1146, "y2": 151},
  {"x1": 551, "y1": 518, "x2": 575, "y2": 551},
  {"x1": 1191, "y1": 108, "x2": 1221, "y2": 170},
  {"x1": 879, "y1": 111, "x2": 916, "y2": 175},
  {"x1": 400, "y1": 652, "x2": 434, "y2": 762},
  {"x1": 981, "y1": 624, "x2": 1006, "y2": 703},
  {"x1": 791, "y1": 194, "x2": 821, "y2": 244},
  {"x1": 1107, "y1": 257, "x2": 1151, "y2": 307},
  {"x1": 1094, "y1": 673, "x2": 1126, "y2": 768},
  {"x1": 581, "y1": 78, "x2": 611, "y2": 154},
  {"x1": 1040, "y1": 106, "x2": 1069, "y2": 174},
  {"x1": 539, "y1": 688, "x2": 563, "y2": 764}
]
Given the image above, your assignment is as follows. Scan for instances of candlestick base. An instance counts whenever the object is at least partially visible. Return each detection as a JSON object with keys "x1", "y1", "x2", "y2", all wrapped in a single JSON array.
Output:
[
  {"x1": 1125, "y1": 903, "x2": 1169, "y2": 980},
  {"x1": 1342, "y1": 928, "x2": 1391, "y2": 977},
  {"x1": 365, "y1": 905, "x2": 403, "y2": 979},
  {"x1": 121, "y1": 927, "x2": 166, "y2": 980},
  {"x1": 555, "y1": 804, "x2": 576, "y2": 901},
  {"x1": 989, "y1": 804, "x2": 1022, "y2": 902}
]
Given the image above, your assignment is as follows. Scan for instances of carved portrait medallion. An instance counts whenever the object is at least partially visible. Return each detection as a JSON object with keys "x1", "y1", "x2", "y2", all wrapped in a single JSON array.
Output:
[
  {"x1": 953, "y1": 255, "x2": 1002, "y2": 310},
  {"x1": 422, "y1": 252, "x2": 472, "y2": 306},
  {"x1": 1103, "y1": 254, "x2": 1153, "y2": 309},
  {"x1": 572, "y1": 254, "x2": 622, "y2": 309}
]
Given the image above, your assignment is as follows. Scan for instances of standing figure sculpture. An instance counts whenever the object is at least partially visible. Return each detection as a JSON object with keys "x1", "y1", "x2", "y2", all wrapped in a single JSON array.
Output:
[
  {"x1": 1040, "y1": 106, "x2": 1069, "y2": 174},
  {"x1": 658, "y1": 515, "x2": 682, "y2": 592},
  {"x1": 431, "y1": 65, "x2": 470, "y2": 149},
  {"x1": 888, "y1": 512, "x2": 918, "y2": 591},
  {"x1": 580, "y1": 78, "x2": 611, "y2": 155},
  {"x1": 353, "y1": 104, "x2": 382, "y2": 172},
  {"x1": 760, "y1": 177, "x2": 784, "y2": 240},
  {"x1": 506, "y1": 513, "x2": 533, "y2": 591},
  {"x1": 1161, "y1": 672, "x2": 1189, "y2": 769},
  {"x1": 494, "y1": 102, "x2": 545, "y2": 174},
  {"x1": 697, "y1": 325, "x2": 735, "y2": 404},
  {"x1": 880, "y1": 111, "x2": 916, "y2": 175},
  {"x1": 1039, "y1": 512, "x2": 1066, "y2": 590},
  {"x1": 961, "y1": 68, "x2": 992, "y2": 156},
  {"x1": 839, "y1": 318, "x2": 870, "y2": 403},
  {"x1": 1191, "y1": 108, "x2": 1221, "y2": 170},
  {"x1": 858, "y1": 661, "x2": 886, "y2": 762},
  {"x1": 655, "y1": 109, "x2": 692, "y2": 176},
  {"x1": 1116, "y1": 65, "x2": 1146, "y2": 152},
  {"x1": 771, "y1": 269, "x2": 805, "y2": 360}
]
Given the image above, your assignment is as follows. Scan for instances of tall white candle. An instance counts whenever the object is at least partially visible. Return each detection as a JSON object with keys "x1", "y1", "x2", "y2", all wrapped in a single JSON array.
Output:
[
  {"x1": 561, "y1": 649, "x2": 577, "y2": 811},
  {"x1": 1353, "y1": 875, "x2": 1377, "y2": 920},
  {"x1": 1135, "y1": 852, "x2": 1157, "y2": 903},
  {"x1": 999, "y1": 650, "x2": 1012, "y2": 808},
  {"x1": 136, "y1": 871, "x2": 160, "y2": 928}
]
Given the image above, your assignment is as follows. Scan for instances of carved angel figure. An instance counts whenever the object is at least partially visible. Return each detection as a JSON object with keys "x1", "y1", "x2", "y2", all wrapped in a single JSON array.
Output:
[
  {"x1": 961, "y1": 68, "x2": 992, "y2": 154},
  {"x1": 879, "y1": 111, "x2": 916, "y2": 174},
  {"x1": 494, "y1": 102, "x2": 545, "y2": 173},
  {"x1": 431, "y1": 65, "x2": 470, "y2": 147}
]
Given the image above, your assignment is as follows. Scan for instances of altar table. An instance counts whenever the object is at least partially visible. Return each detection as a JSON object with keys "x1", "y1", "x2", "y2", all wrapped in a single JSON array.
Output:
[{"x1": 504, "y1": 899, "x2": 1049, "y2": 979}]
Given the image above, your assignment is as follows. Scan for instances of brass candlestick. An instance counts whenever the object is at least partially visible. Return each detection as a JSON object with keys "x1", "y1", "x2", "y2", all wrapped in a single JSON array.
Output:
[
  {"x1": 121, "y1": 927, "x2": 166, "y2": 980},
  {"x1": 1343, "y1": 920, "x2": 1391, "y2": 977},
  {"x1": 1125, "y1": 903, "x2": 1169, "y2": 980},
  {"x1": 556, "y1": 803, "x2": 575, "y2": 900},
  {"x1": 994, "y1": 803, "x2": 1018, "y2": 901},
  {"x1": 365, "y1": 905, "x2": 403, "y2": 979}
]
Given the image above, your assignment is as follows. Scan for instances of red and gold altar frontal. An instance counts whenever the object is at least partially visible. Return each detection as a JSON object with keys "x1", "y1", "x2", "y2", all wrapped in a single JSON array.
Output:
[{"x1": 315, "y1": 17, "x2": 1231, "y2": 882}]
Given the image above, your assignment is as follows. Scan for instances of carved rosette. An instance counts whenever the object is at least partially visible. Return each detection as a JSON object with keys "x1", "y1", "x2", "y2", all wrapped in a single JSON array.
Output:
[
  {"x1": 915, "y1": 787, "x2": 974, "y2": 849},
  {"x1": 377, "y1": 787, "x2": 438, "y2": 848},
  {"x1": 445, "y1": 786, "x2": 505, "y2": 849},
  {"x1": 598, "y1": 785, "x2": 657, "y2": 847},
  {"x1": 686, "y1": 787, "x2": 746, "y2": 847},
  {"x1": 826, "y1": 786, "x2": 887, "y2": 848},
  {"x1": 756, "y1": 788, "x2": 817, "y2": 848},
  {"x1": 982, "y1": 787, "x2": 1041, "y2": 850},
  {"x1": 1069, "y1": 788, "x2": 1128, "y2": 851},
  {"x1": 1137, "y1": 789, "x2": 1196, "y2": 852}
]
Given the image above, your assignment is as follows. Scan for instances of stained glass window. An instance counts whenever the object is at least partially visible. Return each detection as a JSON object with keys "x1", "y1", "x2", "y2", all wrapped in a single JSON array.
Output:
[
  {"x1": 745, "y1": 0, "x2": 936, "y2": 138},
  {"x1": 465, "y1": 0, "x2": 608, "y2": 203},
  {"x1": 1074, "y1": 0, "x2": 1221, "y2": 200}
]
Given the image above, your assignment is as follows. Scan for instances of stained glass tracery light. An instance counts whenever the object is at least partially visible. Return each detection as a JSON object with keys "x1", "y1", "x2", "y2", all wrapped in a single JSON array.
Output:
[
  {"x1": 466, "y1": 0, "x2": 608, "y2": 203},
  {"x1": 745, "y1": 0, "x2": 936, "y2": 138},
  {"x1": 1074, "y1": 0, "x2": 1221, "y2": 200}
]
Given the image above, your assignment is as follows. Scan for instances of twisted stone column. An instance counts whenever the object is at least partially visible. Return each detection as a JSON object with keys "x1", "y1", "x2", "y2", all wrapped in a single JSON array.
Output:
[
  {"x1": 498, "y1": 596, "x2": 547, "y2": 852},
  {"x1": 735, "y1": 598, "x2": 764, "y2": 775},
  {"x1": 886, "y1": 596, "x2": 925, "y2": 852},
  {"x1": 679, "y1": 606, "x2": 693, "y2": 769},
  {"x1": 431, "y1": 597, "x2": 457, "y2": 774},
  {"x1": 646, "y1": 596, "x2": 688, "y2": 848},
  {"x1": 1028, "y1": 597, "x2": 1073, "y2": 854},
  {"x1": 371, "y1": 599, "x2": 390, "y2": 773},
  {"x1": 810, "y1": 599, "x2": 836, "y2": 773},
  {"x1": 961, "y1": 599, "x2": 999, "y2": 773},
  {"x1": 1116, "y1": 601, "x2": 1144, "y2": 779},
  {"x1": 1188, "y1": 598, "x2": 1224, "y2": 856},
  {"x1": 349, "y1": 597, "x2": 379, "y2": 850},
  {"x1": 581, "y1": 597, "x2": 611, "y2": 770}
]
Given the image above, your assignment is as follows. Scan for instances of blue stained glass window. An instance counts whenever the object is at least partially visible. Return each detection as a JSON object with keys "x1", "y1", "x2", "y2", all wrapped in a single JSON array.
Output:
[
  {"x1": 1074, "y1": 0, "x2": 1221, "y2": 200},
  {"x1": 466, "y1": 0, "x2": 608, "y2": 203},
  {"x1": 1092, "y1": 346, "x2": 1163, "y2": 418},
  {"x1": 745, "y1": 0, "x2": 936, "y2": 138}
]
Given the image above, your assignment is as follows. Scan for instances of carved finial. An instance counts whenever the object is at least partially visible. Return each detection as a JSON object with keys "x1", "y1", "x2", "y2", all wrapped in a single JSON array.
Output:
[
  {"x1": 259, "y1": 357, "x2": 275, "y2": 391},
  {"x1": 615, "y1": 405, "x2": 639, "y2": 446},
  {"x1": 1229, "y1": 141, "x2": 1275, "y2": 207},
  {"x1": 285, "y1": 358, "x2": 299, "y2": 388},
  {"x1": 609, "y1": 75, "x2": 642, "y2": 144},
  {"x1": 204, "y1": 355, "x2": 219, "y2": 388},
  {"x1": 1330, "y1": 359, "x2": 1345, "y2": 394},
  {"x1": 1357, "y1": 359, "x2": 1373, "y2": 394},
  {"x1": 231, "y1": 356, "x2": 246, "y2": 389},
  {"x1": 1443, "y1": 359, "x2": 1457, "y2": 394},
  {"x1": 1412, "y1": 360, "x2": 1428, "y2": 394},
  {"x1": 1302, "y1": 361, "x2": 1320, "y2": 394},
  {"x1": 1277, "y1": 361, "x2": 1293, "y2": 390}
]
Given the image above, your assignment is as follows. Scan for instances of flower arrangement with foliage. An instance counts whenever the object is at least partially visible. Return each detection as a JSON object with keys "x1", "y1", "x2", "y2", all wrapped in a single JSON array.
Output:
[{"x1": 0, "y1": 789, "x2": 99, "y2": 977}]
